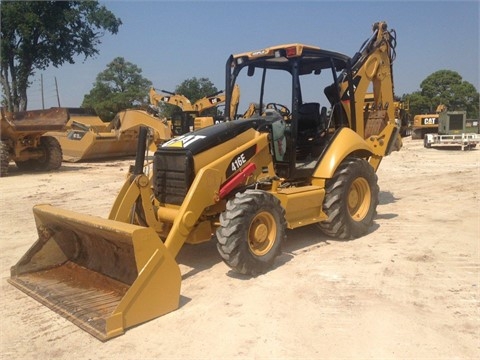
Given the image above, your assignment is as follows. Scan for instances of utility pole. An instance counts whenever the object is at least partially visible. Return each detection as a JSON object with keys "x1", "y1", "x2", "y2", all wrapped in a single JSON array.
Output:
[
  {"x1": 55, "y1": 77, "x2": 61, "y2": 107},
  {"x1": 41, "y1": 74, "x2": 45, "y2": 109}
]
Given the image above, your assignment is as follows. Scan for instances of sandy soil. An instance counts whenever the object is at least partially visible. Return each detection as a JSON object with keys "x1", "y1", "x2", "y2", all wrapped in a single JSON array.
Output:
[{"x1": 0, "y1": 137, "x2": 478, "y2": 359}]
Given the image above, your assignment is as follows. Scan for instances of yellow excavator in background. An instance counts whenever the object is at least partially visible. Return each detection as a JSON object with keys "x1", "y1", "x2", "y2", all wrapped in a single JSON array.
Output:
[
  {"x1": 411, "y1": 104, "x2": 446, "y2": 139},
  {"x1": 149, "y1": 84, "x2": 240, "y2": 135},
  {"x1": 9, "y1": 21, "x2": 401, "y2": 341}
]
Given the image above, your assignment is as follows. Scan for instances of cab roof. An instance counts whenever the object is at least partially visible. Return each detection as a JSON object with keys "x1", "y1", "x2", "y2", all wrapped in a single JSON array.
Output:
[{"x1": 230, "y1": 43, "x2": 350, "y2": 75}]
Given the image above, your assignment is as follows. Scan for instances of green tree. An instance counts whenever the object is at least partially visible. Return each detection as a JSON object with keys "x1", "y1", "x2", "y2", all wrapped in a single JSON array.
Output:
[
  {"x1": 407, "y1": 70, "x2": 479, "y2": 118},
  {"x1": 0, "y1": 1, "x2": 122, "y2": 111},
  {"x1": 160, "y1": 77, "x2": 219, "y2": 118},
  {"x1": 175, "y1": 77, "x2": 217, "y2": 103},
  {"x1": 404, "y1": 91, "x2": 432, "y2": 116},
  {"x1": 82, "y1": 57, "x2": 152, "y2": 121}
]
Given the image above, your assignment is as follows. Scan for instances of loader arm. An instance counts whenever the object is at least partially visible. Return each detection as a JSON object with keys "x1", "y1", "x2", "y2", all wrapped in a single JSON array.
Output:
[{"x1": 107, "y1": 162, "x2": 222, "y2": 258}]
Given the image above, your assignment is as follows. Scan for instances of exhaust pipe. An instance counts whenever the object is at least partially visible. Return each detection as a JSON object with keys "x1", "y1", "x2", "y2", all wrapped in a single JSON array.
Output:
[{"x1": 133, "y1": 126, "x2": 148, "y2": 175}]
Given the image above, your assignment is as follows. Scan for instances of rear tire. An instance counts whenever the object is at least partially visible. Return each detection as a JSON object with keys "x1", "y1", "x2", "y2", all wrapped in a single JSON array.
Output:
[
  {"x1": 0, "y1": 141, "x2": 10, "y2": 177},
  {"x1": 216, "y1": 190, "x2": 287, "y2": 276},
  {"x1": 318, "y1": 157, "x2": 379, "y2": 239},
  {"x1": 37, "y1": 136, "x2": 62, "y2": 170}
]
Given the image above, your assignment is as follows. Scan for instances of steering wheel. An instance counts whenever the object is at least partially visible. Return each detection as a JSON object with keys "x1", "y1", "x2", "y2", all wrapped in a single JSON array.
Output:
[{"x1": 265, "y1": 103, "x2": 291, "y2": 118}]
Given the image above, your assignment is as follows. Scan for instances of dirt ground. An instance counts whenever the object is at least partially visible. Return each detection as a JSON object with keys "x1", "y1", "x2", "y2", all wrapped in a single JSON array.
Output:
[{"x1": 0, "y1": 137, "x2": 478, "y2": 359}]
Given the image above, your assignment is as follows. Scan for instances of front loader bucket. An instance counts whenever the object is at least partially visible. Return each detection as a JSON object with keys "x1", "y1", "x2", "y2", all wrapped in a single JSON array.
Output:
[{"x1": 8, "y1": 204, "x2": 181, "y2": 341}]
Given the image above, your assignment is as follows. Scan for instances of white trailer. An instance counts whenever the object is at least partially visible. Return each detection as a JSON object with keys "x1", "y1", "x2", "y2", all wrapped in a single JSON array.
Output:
[
  {"x1": 424, "y1": 132, "x2": 480, "y2": 150},
  {"x1": 424, "y1": 111, "x2": 479, "y2": 150}
]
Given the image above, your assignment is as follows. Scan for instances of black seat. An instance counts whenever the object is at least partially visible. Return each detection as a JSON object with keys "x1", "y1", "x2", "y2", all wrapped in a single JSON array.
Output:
[
  {"x1": 296, "y1": 103, "x2": 324, "y2": 159},
  {"x1": 297, "y1": 102, "x2": 321, "y2": 132}
]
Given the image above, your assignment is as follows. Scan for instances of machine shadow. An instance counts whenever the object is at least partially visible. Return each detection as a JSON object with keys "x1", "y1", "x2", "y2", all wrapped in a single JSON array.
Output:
[
  {"x1": 278, "y1": 225, "x2": 330, "y2": 264},
  {"x1": 176, "y1": 240, "x2": 222, "y2": 280},
  {"x1": 176, "y1": 224, "x2": 332, "y2": 282},
  {"x1": 174, "y1": 192, "x2": 399, "y2": 282},
  {"x1": 65, "y1": 155, "x2": 136, "y2": 164},
  {"x1": 177, "y1": 215, "x2": 390, "y2": 282},
  {"x1": 375, "y1": 190, "x2": 399, "y2": 222},
  {"x1": 227, "y1": 224, "x2": 331, "y2": 280},
  {"x1": 3, "y1": 163, "x2": 92, "y2": 177},
  {"x1": 378, "y1": 190, "x2": 399, "y2": 205}
]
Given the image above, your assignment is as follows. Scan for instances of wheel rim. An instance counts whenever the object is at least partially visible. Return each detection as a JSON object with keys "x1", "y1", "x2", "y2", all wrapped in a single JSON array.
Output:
[
  {"x1": 248, "y1": 211, "x2": 276, "y2": 256},
  {"x1": 347, "y1": 177, "x2": 371, "y2": 221}
]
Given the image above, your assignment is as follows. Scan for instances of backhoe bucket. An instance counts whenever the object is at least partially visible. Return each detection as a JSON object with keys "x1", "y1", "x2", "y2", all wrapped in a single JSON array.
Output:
[{"x1": 8, "y1": 204, "x2": 181, "y2": 341}]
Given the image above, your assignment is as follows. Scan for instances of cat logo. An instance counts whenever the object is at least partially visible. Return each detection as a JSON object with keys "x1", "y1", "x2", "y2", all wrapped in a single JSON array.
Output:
[
  {"x1": 209, "y1": 97, "x2": 221, "y2": 105},
  {"x1": 251, "y1": 49, "x2": 267, "y2": 57},
  {"x1": 165, "y1": 140, "x2": 183, "y2": 148},
  {"x1": 421, "y1": 117, "x2": 438, "y2": 125},
  {"x1": 163, "y1": 134, "x2": 206, "y2": 148}
]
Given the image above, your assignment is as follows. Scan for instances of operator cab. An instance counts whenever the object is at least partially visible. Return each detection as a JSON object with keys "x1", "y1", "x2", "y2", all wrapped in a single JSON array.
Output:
[{"x1": 224, "y1": 44, "x2": 352, "y2": 180}]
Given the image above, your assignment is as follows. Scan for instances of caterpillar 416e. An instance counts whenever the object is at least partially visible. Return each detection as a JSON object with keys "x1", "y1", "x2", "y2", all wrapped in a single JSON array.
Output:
[{"x1": 9, "y1": 22, "x2": 401, "y2": 341}]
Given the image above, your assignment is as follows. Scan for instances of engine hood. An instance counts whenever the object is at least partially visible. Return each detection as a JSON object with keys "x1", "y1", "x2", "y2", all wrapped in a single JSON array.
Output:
[{"x1": 161, "y1": 118, "x2": 268, "y2": 155}]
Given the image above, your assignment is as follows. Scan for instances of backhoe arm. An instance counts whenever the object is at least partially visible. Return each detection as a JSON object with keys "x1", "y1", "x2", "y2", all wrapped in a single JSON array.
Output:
[
  {"x1": 192, "y1": 90, "x2": 224, "y2": 114},
  {"x1": 192, "y1": 84, "x2": 240, "y2": 117},
  {"x1": 149, "y1": 87, "x2": 195, "y2": 112},
  {"x1": 340, "y1": 21, "x2": 401, "y2": 167},
  {"x1": 111, "y1": 109, "x2": 172, "y2": 146}
]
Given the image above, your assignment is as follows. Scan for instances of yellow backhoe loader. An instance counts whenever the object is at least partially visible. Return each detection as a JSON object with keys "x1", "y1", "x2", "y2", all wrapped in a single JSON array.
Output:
[
  {"x1": 9, "y1": 21, "x2": 401, "y2": 341},
  {"x1": 149, "y1": 84, "x2": 240, "y2": 135},
  {"x1": 48, "y1": 108, "x2": 171, "y2": 162}
]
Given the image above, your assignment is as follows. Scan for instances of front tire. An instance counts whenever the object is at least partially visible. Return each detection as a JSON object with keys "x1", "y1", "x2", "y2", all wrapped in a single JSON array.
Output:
[
  {"x1": 318, "y1": 157, "x2": 379, "y2": 239},
  {"x1": 37, "y1": 136, "x2": 62, "y2": 170},
  {"x1": 216, "y1": 190, "x2": 287, "y2": 276}
]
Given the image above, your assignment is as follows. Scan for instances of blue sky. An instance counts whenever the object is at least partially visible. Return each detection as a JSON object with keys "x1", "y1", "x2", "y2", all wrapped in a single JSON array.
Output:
[{"x1": 27, "y1": 0, "x2": 479, "y2": 111}]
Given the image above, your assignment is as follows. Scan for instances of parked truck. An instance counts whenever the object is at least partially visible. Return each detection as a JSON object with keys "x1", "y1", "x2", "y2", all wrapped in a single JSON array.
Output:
[{"x1": 1, "y1": 107, "x2": 68, "y2": 176}]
